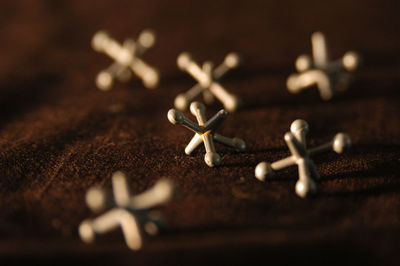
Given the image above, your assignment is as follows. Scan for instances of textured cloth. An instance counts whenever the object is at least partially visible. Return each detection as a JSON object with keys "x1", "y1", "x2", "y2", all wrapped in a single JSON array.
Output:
[{"x1": 0, "y1": 1, "x2": 399, "y2": 265}]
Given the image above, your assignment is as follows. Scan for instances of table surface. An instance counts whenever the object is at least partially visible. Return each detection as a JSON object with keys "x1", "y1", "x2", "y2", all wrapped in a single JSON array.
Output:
[{"x1": 0, "y1": 1, "x2": 399, "y2": 265}]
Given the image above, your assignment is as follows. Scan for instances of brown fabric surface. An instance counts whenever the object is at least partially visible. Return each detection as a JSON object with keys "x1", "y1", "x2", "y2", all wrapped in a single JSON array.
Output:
[{"x1": 0, "y1": 0, "x2": 399, "y2": 265}]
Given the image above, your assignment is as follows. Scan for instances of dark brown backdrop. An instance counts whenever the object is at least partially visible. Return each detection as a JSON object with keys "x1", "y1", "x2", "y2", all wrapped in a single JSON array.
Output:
[{"x1": 0, "y1": 0, "x2": 399, "y2": 265}]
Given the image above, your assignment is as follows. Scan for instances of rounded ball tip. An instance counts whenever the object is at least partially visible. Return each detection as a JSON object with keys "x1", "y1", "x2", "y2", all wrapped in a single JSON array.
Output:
[
  {"x1": 343, "y1": 51, "x2": 360, "y2": 71},
  {"x1": 167, "y1": 109, "x2": 184, "y2": 124},
  {"x1": 286, "y1": 74, "x2": 299, "y2": 92},
  {"x1": 295, "y1": 180, "x2": 317, "y2": 198},
  {"x1": 96, "y1": 71, "x2": 113, "y2": 91},
  {"x1": 143, "y1": 70, "x2": 159, "y2": 89},
  {"x1": 204, "y1": 152, "x2": 221, "y2": 167},
  {"x1": 295, "y1": 55, "x2": 312, "y2": 72},
  {"x1": 255, "y1": 162, "x2": 273, "y2": 181},
  {"x1": 79, "y1": 220, "x2": 95, "y2": 243},
  {"x1": 91, "y1": 30, "x2": 109, "y2": 51},
  {"x1": 139, "y1": 29, "x2": 156, "y2": 48},
  {"x1": 174, "y1": 94, "x2": 189, "y2": 110},
  {"x1": 233, "y1": 138, "x2": 246, "y2": 152},
  {"x1": 290, "y1": 119, "x2": 309, "y2": 134},
  {"x1": 177, "y1": 52, "x2": 192, "y2": 70},
  {"x1": 225, "y1": 52, "x2": 240, "y2": 68},
  {"x1": 333, "y1": 133, "x2": 351, "y2": 154},
  {"x1": 190, "y1": 101, "x2": 206, "y2": 115},
  {"x1": 86, "y1": 187, "x2": 106, "y2": 212},
  {"x1": 144, "y1": 221, "x2": 159, "y2": 236},
  {"x1": 284, "y1": 132, "x2": 295, "y2": 142},
  {"x1": 312, "y1": 31, "x2": 325, "y2": 40},
  {"x1": 224, "y1": 96, "x2": 240, "y2": 112},
  {"x1": 112, "y1": 170, "x2": 126, "y2": 181}
]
